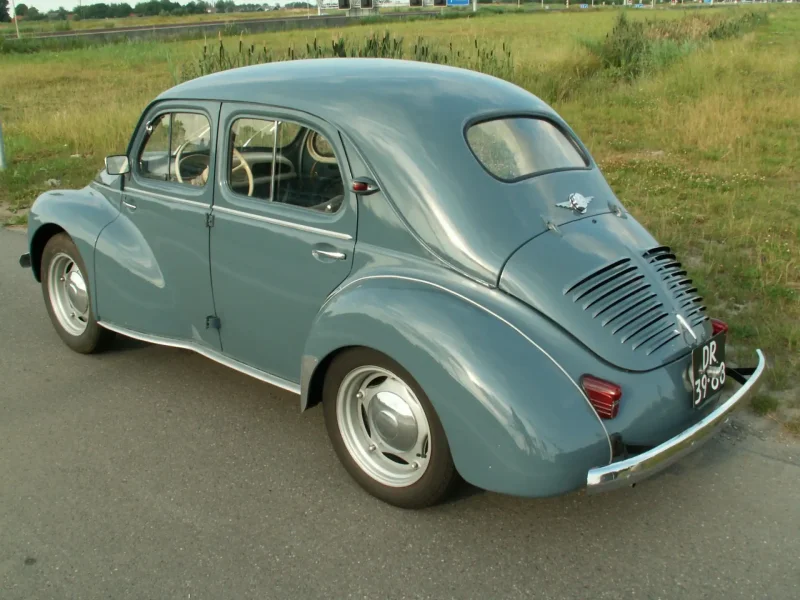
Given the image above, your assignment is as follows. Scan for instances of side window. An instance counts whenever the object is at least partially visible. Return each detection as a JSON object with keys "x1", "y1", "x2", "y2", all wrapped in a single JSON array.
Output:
[
  {"x1": 273, "y1": 124, "x2": 345, "y2": 214},
  {"x1": 137, "y1": 111, "x2": 211, "y2": 187},
  {"x1": 229, "y1": 117, "x2": 277, "y2": 201},
  {"x1": 227, "y1": 119, "x2": 343, "y2": 214},
  {"x1": 138, "y1": 114, "x2": 170, "y2": 181},
  {"x1": 170, "y1": 113, "x2": 212, "y2": 187}
]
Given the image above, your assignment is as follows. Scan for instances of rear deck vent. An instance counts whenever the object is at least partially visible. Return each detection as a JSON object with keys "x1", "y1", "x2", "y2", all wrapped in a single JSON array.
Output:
[
  {"x1": 565, "y1": 258, "x2": 672, "y2": 354},
  {"x1": 642, "y1": 246, "x2": 707, "y2": 327},
  {"x1": 565, "y1": 248, "x2": 707, "y2": 356}
]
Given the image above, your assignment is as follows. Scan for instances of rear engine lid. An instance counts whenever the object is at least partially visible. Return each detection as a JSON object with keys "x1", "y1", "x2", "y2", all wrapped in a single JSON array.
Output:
[{"x1": 499, "y1": 213, "x2": 710, "y2": 372}]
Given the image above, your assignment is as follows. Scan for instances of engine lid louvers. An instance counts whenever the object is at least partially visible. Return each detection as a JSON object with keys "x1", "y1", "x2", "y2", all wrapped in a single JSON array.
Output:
[
  {"x1": 498, "y1": 213, "x2": 710, "y2": 372},
  {"x1": 642, "y1": 246, "x2": 707, "y2": 328},
  {"x1": 563, "y1": 247, "x2": 707, "y2": 357}
]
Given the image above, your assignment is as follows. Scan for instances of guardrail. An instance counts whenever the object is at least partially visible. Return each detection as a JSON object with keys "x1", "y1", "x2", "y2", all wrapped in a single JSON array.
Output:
[{"x1": 3, "y1": 10, "x2": 441, "y2": 44}]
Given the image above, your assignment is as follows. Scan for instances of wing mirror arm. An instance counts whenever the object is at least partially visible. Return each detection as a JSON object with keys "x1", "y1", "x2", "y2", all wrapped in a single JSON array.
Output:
[{"x1": 351, "y1": 177, "x2": 380, "y2": 196}]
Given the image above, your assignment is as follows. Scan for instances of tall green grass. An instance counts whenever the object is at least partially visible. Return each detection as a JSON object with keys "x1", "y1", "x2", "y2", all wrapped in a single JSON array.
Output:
[
  {"x1": 581, "y1": 10, "x2": 768, "y2": 80},
  {"x1": 178, "y1": 32, "x2": 514, "y2": 82},
  {"x1": 177, "y1": 10, "x2": 769, "y2": 106}
]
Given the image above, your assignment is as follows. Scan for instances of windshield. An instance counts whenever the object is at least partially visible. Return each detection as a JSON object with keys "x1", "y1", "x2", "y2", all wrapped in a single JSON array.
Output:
[{"x1": 466, "y1": 117, "x2": 588, "y2": 182}]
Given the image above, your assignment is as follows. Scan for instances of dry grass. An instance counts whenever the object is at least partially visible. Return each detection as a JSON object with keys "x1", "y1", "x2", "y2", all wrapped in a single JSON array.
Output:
[{"x1": 0, "y1": 6, "x2": 798, "y2": 428}]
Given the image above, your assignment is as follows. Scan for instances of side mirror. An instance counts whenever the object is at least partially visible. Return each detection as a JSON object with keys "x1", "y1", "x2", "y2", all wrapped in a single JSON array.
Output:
[{"x1": 105, "y1": 155, "x2": 130, "y2": 176}]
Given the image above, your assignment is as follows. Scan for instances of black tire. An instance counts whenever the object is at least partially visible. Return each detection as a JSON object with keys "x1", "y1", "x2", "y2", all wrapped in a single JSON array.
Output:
[
  {"x1": 40, "y1": 233, "x2": 115, "y2": 354},
  {"x1": 323, "y1": 348, "x2": 460, "y2": 509}
]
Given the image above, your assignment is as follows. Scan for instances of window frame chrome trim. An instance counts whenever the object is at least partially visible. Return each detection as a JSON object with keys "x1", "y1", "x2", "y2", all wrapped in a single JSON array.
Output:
[
  {"x1": 97, "y1": 321, "x2": 301, "y2": 395},
  {"x1": 212, "y1": 205, "x2": 353, "y2": 241}
]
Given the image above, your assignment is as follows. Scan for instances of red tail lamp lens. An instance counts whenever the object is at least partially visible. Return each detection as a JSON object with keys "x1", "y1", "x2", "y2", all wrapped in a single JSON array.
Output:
[
  {"x1": 352, "y1": 181, "x2": 369, "y2": 193},
  {"x1": 711, "y1": 318, "x2": 728, "y2": 336},
  {"x1": 581, "y1": 375, "x2": 622, "y2": 419}
]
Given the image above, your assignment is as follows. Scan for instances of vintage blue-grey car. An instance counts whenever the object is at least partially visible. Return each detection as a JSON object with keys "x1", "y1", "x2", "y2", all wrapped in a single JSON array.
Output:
[{"x1": 20, "y1": 59, "x2": 764, "y2": 508}]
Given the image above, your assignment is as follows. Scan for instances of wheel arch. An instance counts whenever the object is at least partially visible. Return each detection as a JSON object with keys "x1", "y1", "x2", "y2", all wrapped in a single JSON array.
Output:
[
  {"x1": 301, "y1": 275, "x2": 612, "y2": 498},
  {"x1": 302, "y1": 344, "x2": 360, "y2": 412},
  {"x1": 29, "y1": 223, "x2": 66, "y2": 282},
  {"x1": 26, "y1": 188, "x2": 121, "y2": 314}
]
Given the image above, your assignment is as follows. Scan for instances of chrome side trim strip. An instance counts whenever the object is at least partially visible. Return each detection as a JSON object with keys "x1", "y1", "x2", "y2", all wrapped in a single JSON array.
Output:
[
  {"x1": 587, "y1": 349, "x2": 765, "y2": 493},
  {"x1": 97, "y1": 321, "x2": 301, "y2": 395},
  {"x1": 125, "y1": 186, "x2": 211, "y2": 209},
  {"x1": 213, "y1": 205, "x2": 352, "y2": 241},
  {"x1": 319, "y1": 275, "x2": 613, "y2": 462}
]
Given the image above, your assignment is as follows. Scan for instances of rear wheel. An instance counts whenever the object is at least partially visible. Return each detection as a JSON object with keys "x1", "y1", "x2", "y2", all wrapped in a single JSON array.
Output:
[
  {"x1": 41, "y1": 233, "x2": 114, "y2": 354},
  {"x1": 323, "y1": 348, "x2": 459, "y2": 508}
]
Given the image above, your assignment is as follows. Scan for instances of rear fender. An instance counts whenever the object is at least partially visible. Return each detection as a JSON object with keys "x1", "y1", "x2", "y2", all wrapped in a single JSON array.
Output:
[{"x1": 301, "y1": 276, "x2": 612, "y2": 497}]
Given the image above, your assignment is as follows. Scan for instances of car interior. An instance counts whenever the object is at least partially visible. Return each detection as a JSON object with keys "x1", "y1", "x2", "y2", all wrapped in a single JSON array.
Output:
[
  {"x1": 138, "y1": 115, "x2": 345, "y2": 215},
  {"x1": 228, "y1": 122, "x2": 346, "y2": 214}
]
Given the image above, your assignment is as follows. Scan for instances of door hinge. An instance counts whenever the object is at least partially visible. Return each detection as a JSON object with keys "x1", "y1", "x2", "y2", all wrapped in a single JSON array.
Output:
[
  {"x1": 206, "y1": 212, "x2": 215, "y2": 228},
  {"x1": 206, "y1": 315, "x2": 221, "y2": 330}
]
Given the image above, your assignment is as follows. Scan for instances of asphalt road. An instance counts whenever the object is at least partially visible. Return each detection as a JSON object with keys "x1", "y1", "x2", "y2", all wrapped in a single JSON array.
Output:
[{"x1": 1, "y1": 227, "x2": 798, "y2": 600}]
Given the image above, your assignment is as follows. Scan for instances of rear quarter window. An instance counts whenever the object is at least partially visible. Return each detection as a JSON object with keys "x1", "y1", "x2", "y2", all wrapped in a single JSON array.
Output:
[{"x1": 466, "y1": 117, "x2": 588, "y2": 182}]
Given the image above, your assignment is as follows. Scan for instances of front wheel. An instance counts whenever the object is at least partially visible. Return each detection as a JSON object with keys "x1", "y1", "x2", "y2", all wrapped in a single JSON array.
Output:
[
  {"x1": 323, "y1": 348, "x2": 459, "y2": 509},
  {"x1": 41, "y1": 233, "x2": 114, "y2": 354}
]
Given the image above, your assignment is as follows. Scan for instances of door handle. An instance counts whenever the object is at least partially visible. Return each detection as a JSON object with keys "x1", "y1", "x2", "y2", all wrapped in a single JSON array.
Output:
[
  {"x1": 312, "y1": 249, "x2": 346, "y2": 261},
  {"x1": 122, "y1": 199, "x2": 137, "y2": 211}
]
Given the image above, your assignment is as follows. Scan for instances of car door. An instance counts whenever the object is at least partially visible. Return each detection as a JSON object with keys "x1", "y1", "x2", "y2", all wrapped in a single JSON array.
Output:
[
  {"x1": 209, "y1": 103, "x2": 356, "y2": 382},
  {"x1": 94, "y1": 101, "x2": 222, "y2": 349}
]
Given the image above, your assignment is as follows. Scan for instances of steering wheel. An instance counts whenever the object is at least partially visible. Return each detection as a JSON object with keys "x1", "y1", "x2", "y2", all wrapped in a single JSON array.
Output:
[
  {"x1": 173, "y1": 133, "x2": 253, "y2": 197},
  {"x1": 174, "y1": 141, "x2": 210, "y2": 186},
  {"x1": 230, "y1": 148, "x2": 254, "y2": 197}
]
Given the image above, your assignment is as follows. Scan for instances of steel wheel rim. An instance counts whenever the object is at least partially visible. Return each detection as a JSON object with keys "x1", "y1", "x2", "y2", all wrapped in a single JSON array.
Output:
[
  {"x1": 48, "y1": 252, "x2": 89, "y2": 336},
  {"x1": 337, "y1": 365, "x2": 431, "y2": 487}
]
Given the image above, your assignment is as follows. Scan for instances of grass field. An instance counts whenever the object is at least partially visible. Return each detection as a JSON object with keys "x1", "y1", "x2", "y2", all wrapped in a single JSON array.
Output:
[{"x1": 0, "y1": 7, "x2": 797, "y2": 430}]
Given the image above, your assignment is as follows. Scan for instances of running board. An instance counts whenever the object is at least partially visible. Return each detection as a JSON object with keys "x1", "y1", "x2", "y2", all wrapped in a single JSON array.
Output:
[{"x1": 98, "y1": 321, "x2": 301, "y2": 395}]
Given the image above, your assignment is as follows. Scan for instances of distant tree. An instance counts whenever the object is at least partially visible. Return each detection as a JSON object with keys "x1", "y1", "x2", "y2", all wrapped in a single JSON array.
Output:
[
  {"x1": 115, "y1": 2, "x2": 133, "y2": 16},
  {"x1": 185, "y1": 1, "x2": 209, "y2": 13},
  {"x1": 134, "y1": 0, "x2": 184, "y2": 16},
  {"x1": 215, "y1": 0, "x2": 235, "y2": 11},
  {"x1": 15, "y1": 2, "x2": 29, "y2": 16},
  {"x1": 26, "y1": 5, "x2": 44, "y2": 19},
  {"x1": 0, "y1": 0, "x2": 11, "y2": 23}
]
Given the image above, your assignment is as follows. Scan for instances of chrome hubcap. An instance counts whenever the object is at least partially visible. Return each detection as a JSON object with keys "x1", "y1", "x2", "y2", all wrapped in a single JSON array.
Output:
[
  {"x1": 337, "y1": 366, "x2": 431, "y2": 487},
  {"x1": 48, "y1": 253, "x2": 89, "y2": 336}
]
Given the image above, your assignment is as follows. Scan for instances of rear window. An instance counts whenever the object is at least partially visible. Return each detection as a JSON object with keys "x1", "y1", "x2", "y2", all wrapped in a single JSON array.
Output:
[{"x1": 466, "y1": 117, "x2": 588, "y2": 182}]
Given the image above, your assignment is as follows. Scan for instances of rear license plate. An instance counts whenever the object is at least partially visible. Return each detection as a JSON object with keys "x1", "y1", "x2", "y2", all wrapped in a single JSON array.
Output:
[{"x1": 691, "y1": 332, "x2": 726, "y2": 407}]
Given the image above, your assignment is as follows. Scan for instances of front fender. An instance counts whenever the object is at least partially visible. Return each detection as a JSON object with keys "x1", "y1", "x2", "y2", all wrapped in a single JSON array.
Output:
[
  {"x1": 302, "y1": 276, "x2": 612, "y2": 497},
  {"x1": 27, "y1": 184, "x2": 121, "y2": 310}
]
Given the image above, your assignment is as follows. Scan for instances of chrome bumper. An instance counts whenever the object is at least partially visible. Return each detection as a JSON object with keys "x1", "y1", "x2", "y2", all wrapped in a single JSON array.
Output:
[{"x1": 586, "y1": 349, "x2": 766, "y2": 494}]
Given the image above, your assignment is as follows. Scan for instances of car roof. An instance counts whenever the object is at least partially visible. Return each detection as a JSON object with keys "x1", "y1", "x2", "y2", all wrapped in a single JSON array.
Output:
[
  {"x1": 158, "y1": 58, "x2": 554, "y2": 122},
  {"x1": 158, "y1": 59, "x2": 582, "y2": 284}
]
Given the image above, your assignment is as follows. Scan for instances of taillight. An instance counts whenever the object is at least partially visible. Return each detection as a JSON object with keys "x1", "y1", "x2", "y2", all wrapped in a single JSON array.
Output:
[
  {"x1": 711, "y1": 318, "x2": 728, "y2": 336},
  {"x1": 581, "y1": 375, "x2": 622, "y2": 419}
]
